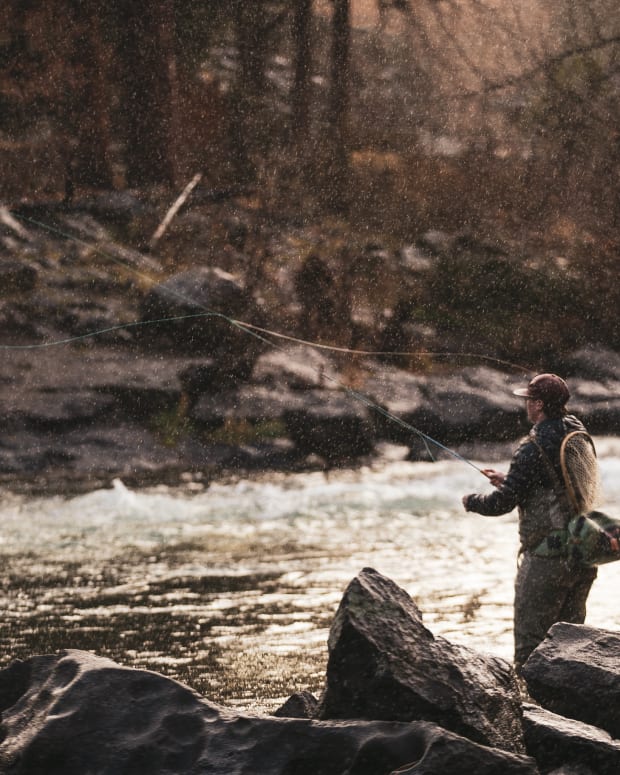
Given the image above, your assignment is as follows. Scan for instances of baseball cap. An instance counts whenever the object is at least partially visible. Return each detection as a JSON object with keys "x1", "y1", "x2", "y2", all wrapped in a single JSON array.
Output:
[{"x1": 513, "y1": 373, "x2": 570, "y2": 406}]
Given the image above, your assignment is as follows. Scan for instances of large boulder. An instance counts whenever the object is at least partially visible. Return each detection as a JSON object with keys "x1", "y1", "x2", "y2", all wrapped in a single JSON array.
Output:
[
  {"x1": 523, "y1": 702, "x2": 620, "y2": 775},
  {"x1": 317, "y1": 567, "x2": 526, "y2": 754},
  {"x1": 360, "y1": 366, "x2": 432, "y2": 445},
  {"x1": 0, "y1": 650, "x2": 538, "y2": 775},
  {"x1": 568, "y1": 379, "x2": 620, "y2": 435},
  {"x1": 252, "y1": 345, "x2": 340, "y2": 391},
  {"x1": 361, "y1": 366, "x2": 525, "y2": 450},
  {"x1": 283, "y1": 390, "x2": 377, "y2": 463},
  {"x1": 522, "y1": 622, "x2": 620, "y2": 739},
  {"x1": 190, "y1": 384, "x2": 305, "y2": 430},
  {"x1": 139, "y1": 267, "x2": 262, "y2": 374},
  {"x1": 423, "y1": 367, "x2": 525, "y2": 443}
]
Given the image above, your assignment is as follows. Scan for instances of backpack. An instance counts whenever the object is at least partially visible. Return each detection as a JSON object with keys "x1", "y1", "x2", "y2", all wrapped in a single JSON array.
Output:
[{"x1": 534, "y1": 430, "x2": 620, "y2": 566}]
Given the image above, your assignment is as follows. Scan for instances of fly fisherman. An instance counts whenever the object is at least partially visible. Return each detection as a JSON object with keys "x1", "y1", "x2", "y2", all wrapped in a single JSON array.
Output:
[{"x1": 462, "y1": 373, "x2": 598, "y2": 673}]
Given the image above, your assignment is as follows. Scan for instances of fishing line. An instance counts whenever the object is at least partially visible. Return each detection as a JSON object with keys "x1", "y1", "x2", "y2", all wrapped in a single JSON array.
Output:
[
  {"x1": 0, "y1": 309, "x2": 503, "y2": 471},
  {"x1": 225, "y1": 318, "x2": 481, "y2": 470},
  {"x1": 0, "y1": 313, "x2": 225, "y2": 350},
  {"x1": 0, "y1": 310, "x2": 532, "y2": 374},
  {"x1": 7, "y1": 209, "x2": 525, "y2": 473},
  {"x1": 235, "y1": 321, "x2": 532, "y2": 374},
  {"x1": 5, "y1": 210, "x2": 534, "y2": 373}
]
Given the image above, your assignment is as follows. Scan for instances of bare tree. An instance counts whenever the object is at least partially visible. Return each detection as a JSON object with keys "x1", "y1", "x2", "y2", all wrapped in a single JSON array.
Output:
[
  {"x1": 291, "y1": 0, "x2": 313, "y2": 143},
  {"x1": 327, "y1": 0, "x2": 351, "y2": 211},
  {"x1": 116, "y1": 0, "x2": 179, "y2": 187},
  {"x1": 69, "y1": 0, "x2": 115, "y2": 190},
  {"x1": 365, "y1": 0, "x2": 620, "y2": 225}
]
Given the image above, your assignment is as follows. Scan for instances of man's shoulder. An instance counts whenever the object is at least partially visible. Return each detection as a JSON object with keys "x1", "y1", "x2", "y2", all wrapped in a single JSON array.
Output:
[
  {"x1": 531, "y1": 416, "x2": 590, "y2": 461},
  {"x1": 512, "y1": 434, "x2": 541, "y2": 465},
  {"x1": 536, "y1": 415, "x2": 587, "y2": 439},
  {"x1": 563, "y1": 414, "x2": 587, "y2": 433}
]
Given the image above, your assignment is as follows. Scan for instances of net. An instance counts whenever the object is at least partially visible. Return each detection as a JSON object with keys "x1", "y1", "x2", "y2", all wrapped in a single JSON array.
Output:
[{"x1": 560, "y1": 431, "x2": 602, "y2": 516}]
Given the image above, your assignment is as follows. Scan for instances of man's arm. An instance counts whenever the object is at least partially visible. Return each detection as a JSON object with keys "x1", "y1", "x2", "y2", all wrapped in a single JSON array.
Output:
[{"x1": 463, "y1": 442, "x2": 540, "y2": 516}]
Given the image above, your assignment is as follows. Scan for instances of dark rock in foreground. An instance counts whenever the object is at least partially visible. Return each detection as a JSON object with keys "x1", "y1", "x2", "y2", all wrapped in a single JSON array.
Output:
[
  {"x1": 317, "y1": 567, "x2": 526, "y2": 754},
  {"x1": 523, "y1": 702, "x2": 620, "y2": 775},
  {"x1": 522, "y1": 622, "x2": 620, "y2": 739},
  {"x1": 0, "y1": 650, "x2": 538, "y2": 775},
  {"x1": 273, "y1": 689, "x2": 319, "y2": 719}
]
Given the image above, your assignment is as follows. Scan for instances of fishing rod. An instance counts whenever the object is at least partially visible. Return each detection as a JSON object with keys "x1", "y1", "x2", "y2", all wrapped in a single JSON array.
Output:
[{"x1": 6, "y1": 209, "x2": 531, "y2": 475}]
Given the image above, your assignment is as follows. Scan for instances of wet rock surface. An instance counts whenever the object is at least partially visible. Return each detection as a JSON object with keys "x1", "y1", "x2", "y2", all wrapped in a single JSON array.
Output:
[
  {"x1": 2, "y1": 569, "x2": 620, "y2": 773},
  {"x1": 523, "y1": 703, "x2": 620, "y2": 775},
  {"x1": 2, "y1": 339, "x2": 620, "y2": 494},
  {"x1": 316, "y1": 567, "x2": 526, "y2": 754},
  {"x1": 0, "y1": 642, "x2": 538, "y2": 774},
  {"x1": 522, "y1": 622, "x2": 620, "y2": 739}
]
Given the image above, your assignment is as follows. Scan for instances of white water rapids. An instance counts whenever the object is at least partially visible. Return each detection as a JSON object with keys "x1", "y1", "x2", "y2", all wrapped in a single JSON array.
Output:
[{"x1": 2, "y1": 439, "x2": 620, "y2": 711}]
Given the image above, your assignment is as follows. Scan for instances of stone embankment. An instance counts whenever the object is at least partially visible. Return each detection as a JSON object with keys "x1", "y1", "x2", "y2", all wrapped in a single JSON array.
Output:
[
  {"x1": 1, "y1": 336, "x2": 620, "y2": 494},
  {"x1": 2, "y1": 202, "x2": 620, "y2": 494},
  {"x1": 1, "y1": 568, "x2": 619, "y2": 774}
]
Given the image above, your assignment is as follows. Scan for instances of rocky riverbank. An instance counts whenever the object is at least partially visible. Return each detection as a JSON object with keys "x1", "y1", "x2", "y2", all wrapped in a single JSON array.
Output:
[
  {"x1": 2, "y1": 336, "x2": 620, "y2": 495},
  {"x1": 2, "y1": 200, "x2": 620, "y2": 496},
  {"x1": 1, "y1": 568, "x2": 619, "y2": 774}
]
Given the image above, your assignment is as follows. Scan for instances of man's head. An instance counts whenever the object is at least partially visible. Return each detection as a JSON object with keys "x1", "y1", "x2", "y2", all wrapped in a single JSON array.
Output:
[{"x1": 513, "y1": 373, "x2": 570, "y2": 420}]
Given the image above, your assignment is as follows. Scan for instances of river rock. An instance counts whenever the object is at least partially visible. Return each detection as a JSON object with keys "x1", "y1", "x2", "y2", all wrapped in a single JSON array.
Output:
[
  {"x1": 523, "y1": 702, "x2": 620, "y2": 775},
  {"x1": 0, "y1": 259, "x2": 38, "y2": 295},
  {"x1": 190, "y1": 384, "x2": 304, "y2": 430},
  {"x1": 0, "y1": 349, "x2": 216, "y2": 425},
  {"x1": 4, "y1": 389, "x2": 117, "y2": 431},
  {"x1": 360, "y1": 366, "x2": 431, "y2": 444},
  {"x1": 424, "y1": 367, "x2": 525, "y2": 443},
  {"x1": 138, "y1": 267, "x2": 261, "y2": 369},
  {"x1": 177, "y1": 356, "x2": 255, "y2": 398},
  {"x1": 521, "y1": 622, "x2": 620, "y2": 739},
  {"x1": 569, "y1": 379, "x2": 620, "y2": 435},
  {"x1": 361, "y1": 365, "x2": 525, "y2": 448},
  {"x1": 317, "y1": 567, "x2": 526, "y2": 754},
  {"x1": 0, "y1": 650, "x2": 538, "y2": 775},
  {"x1": 283, "y1": 389, "x2": 376, "y2": 463},
  {"x1": 252, "y1": 344, "x2": 340, "y2": 391},
  {"x1": 273, "y1": 690, "x2": 319, "y2": 718},
  {"x1": 564, "y1": 346, "x2": 620, "y2": 382}
]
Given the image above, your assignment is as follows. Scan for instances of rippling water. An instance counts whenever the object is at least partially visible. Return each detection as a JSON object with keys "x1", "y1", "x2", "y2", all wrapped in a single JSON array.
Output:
[{"x1": 2, "y1": 440, "x2": 620, "y2": 712}]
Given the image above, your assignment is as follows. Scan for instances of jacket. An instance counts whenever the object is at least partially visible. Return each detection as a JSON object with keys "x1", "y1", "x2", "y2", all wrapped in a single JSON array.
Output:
[{"x1": 464, "y1": 414, "x2": 587, "y2": 552}]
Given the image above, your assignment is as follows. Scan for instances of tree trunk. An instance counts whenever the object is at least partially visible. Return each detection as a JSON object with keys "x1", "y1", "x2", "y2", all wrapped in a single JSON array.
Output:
[
  {"x1": 70, "y1": 0, "x2": 115, "y2": 190},
  {"x1": 235, "y1": 2, "x2": 268, "y2": 97},
  {"x1": 327, "y1": 0, "x2": 351, "y2": 212},
  {"x1": 291, "y1": 0, "x2": 312, "y2": 143},
  {"x1": 116, "y1": 0, "x2": 179, "y2": 187},
  {"x1": 227, "y1": 0, "x2": 270, "y2": 182}
]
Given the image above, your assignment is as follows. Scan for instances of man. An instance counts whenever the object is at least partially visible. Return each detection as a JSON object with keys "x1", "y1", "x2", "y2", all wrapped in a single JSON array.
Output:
[{"x1": 462, "y1": 373, "x2": 598, "y2": 672}]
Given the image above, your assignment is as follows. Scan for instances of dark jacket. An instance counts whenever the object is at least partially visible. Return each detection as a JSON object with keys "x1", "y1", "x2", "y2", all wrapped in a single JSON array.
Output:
[{"x1": 464, "y1": 414, "x2": 587, "y2": 551}]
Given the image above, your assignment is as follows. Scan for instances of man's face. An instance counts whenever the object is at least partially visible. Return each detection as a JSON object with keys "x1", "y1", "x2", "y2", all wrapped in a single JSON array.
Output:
[{"x1": 526, "y1": 397, "x2": 545, "y2": 423}]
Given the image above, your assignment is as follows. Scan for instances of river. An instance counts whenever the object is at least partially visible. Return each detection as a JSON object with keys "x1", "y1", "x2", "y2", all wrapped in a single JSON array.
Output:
[{"x1": 2, "y1": 440, "x2": 620, "y2": 713}]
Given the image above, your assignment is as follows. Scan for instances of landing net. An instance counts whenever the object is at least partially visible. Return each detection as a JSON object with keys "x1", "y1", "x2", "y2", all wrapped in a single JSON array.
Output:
[{"x1": 560, "y1": 430, "x2": 602, "y2": 515}]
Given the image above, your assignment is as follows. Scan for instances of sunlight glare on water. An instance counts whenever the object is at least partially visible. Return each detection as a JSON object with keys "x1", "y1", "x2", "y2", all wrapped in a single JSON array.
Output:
[{"x1": 1, "y1": 442, "x2": 620, "y2": 710}]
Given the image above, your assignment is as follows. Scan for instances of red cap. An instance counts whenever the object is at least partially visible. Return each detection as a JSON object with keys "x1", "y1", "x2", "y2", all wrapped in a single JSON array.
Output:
[{"x1": 513, "y1": 373, "x2": 570, "y2": 406}]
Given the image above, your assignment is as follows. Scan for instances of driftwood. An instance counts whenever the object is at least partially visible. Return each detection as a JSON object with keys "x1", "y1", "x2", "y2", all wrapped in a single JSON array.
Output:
[
  {"x1": 148, "y1": 172, "x2": 202, "y2": 252},
  {"x1": 0, "y1": 206, "x2": 34, "y2": 241}
]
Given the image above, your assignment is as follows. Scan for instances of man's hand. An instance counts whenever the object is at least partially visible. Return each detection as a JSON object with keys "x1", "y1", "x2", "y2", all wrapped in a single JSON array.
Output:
[{"x1": 482, "y1": 468, "x2": 506, "y2": 487}]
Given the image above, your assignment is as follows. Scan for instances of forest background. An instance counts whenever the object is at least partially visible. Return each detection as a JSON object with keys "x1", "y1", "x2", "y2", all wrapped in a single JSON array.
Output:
[{"x1": 2, "y1": 0, "x2": 620, "y2": 370}]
